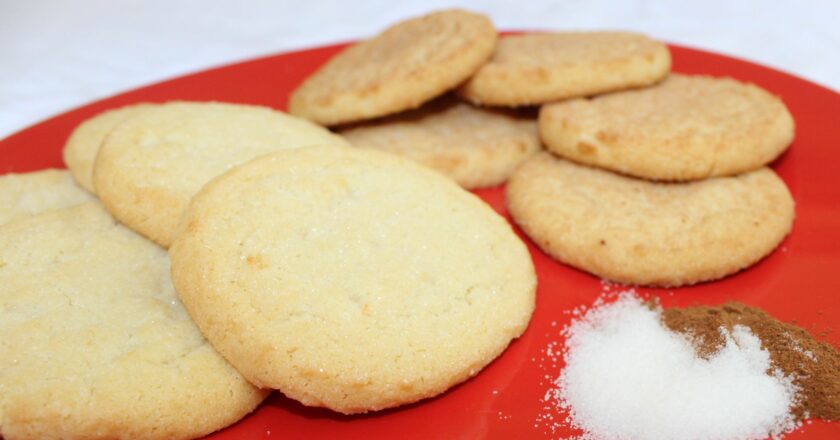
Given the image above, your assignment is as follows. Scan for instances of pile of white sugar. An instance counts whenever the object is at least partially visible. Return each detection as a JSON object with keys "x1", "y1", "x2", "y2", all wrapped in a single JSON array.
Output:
[{"x1": 551, "y1": 293, "x2": 800, "y2": 440}]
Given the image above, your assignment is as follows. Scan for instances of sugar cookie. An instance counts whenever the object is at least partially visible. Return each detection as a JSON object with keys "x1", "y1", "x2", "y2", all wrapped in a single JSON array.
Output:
[
  {"x1": 0, "y1": 202, "x2": 267, "y2": 440},
  {"x1": 63, "y1": 103, "x2": 156, "y2": 191},
  {"x1": 170, "y1": 145, "x2": 536, "y2": 414},
  {"x1": 0, "y1": 169, "x2": 93, "y2": 225},
  {"x1": 93, "y1": 101, "x2": 347, "y2": 247}
]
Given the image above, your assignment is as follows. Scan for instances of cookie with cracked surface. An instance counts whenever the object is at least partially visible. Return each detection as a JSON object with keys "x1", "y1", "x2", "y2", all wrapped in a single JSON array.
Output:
[
  {"x1": 507, "y1": 153, "x2": 794, "y2": 287},
  {"x1": 93, "y1": 101, "x2": 347, "y2": 247},
  {"x1": 458, "y1": 31, "x2": 670, "y2": 106},
  {"x1": 0, "y1": 169, "x2": 93, "y2": 225},
  {"x1": 0, "y1": 202, "x2": 267, "y2": 440},
  {"x1": 288, "y1": 9, "x2": 497, "y2": 126},
  {"x1": 63, "y1": 103, "x2": 157, "y2": 192},
  {"x1": 539, "y1": 74, "x2": 795, "y2": 180},
  {"x1": 339, "y1": 96, "x2": 540, "y2": 189},
  {"x1": 170, "y1": 145, "x2": 536, "y2": 414}
]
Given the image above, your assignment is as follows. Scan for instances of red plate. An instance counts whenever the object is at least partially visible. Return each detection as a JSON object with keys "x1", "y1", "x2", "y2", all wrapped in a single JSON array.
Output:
[{"x1": 2, "y1": 42, "x2": 838, "y2": 439}]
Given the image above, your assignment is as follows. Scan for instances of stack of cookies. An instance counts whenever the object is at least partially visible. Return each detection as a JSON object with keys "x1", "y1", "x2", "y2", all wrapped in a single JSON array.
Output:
[
  {"x1": 505, "y1": 66, "x2": 795, "y2": 287},
  {"x1": 1, "y1": 104, "x2": 536, "y2": 438},
  {"x1": 287, "y1": 8, "x2": 795, "y2": 288},
  {"x1": 0, "y1": 101, "x2": 347, "y2": 438},
  {"x1": 0, "y1": 10, "x2": 540, "y2": 437}
]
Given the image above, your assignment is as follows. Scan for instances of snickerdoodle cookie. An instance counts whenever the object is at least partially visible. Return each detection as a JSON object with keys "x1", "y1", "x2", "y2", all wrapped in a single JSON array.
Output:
[
  {"x1": 288, "y1": 9, "x2": 497, "y2": 126},
  {"x1": 539, "y1": 74, "x2": 795, "y2": 180},
  {"x1": 458, "y1": 31, "x2": 670, "y2": 106},
  {"x1": 507, "y1": 153, "x2": 794, "y2": 287},
  {"x1": 340, "y1": 96, "x2": 540, "y2": 188}
]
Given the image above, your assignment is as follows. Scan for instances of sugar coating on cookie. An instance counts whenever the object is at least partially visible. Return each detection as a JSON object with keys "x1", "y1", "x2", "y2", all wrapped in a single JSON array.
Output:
[
  {"x1": 539, "y1": 74, "x2": 795, "y2": 181},
  {"x1": 507, "y1": 153, "x2": 794, "y2": 287},
  {"x1": 458, "y1": 32, "x2": 670, "y2": 106},
  {"x1": 339, "y1": 96, "x2": 541, "y2": 189},
  {"x1": 0, "y1": 169, "x2": 93, "y2": 225},
  {"x1": 0, "y1": 202, "x2": 267, "y2": 440},
  {"x1": 63, "y1": 103, "x2": 157, "y2": 192},
  {"x1": 93, "y1": 101, "x2": 347, "y2": 248},
  {"x1": 170, "y1": 145, "x2": 536, "y2": 414},
  {"x1": 288, "y1": 9, "x2": 497, "y2": 126}
]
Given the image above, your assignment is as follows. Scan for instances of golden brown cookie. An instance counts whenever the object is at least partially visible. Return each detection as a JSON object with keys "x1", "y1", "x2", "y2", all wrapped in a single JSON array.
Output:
[
  {"x1": 63, "y1": 103, "x2": 156, "y2": 192},
  {"x1": 93, "y1": 101, "x2": 347, "y2": 247},
  {"x1": 288, "y1": 9, "x2": 497, "y2": 126},
  {"x1": 170, "y1": 145, "x2": 536, "y2": 414},
  {"x1": 340, "y1": 96, "x2": 540, "y2": 188},
  {"x1": 539, "y1": 74, "x2": 795, "y2": 180},
  {"x1": 0, "y1": 202, "x2": 267, "y2": 440},
  {"x1": 507, "y1": 153, "x2": 794, "y2": 287},
  {"x1": 458, "y1": 31, "x2": 670, "y2": 106}
]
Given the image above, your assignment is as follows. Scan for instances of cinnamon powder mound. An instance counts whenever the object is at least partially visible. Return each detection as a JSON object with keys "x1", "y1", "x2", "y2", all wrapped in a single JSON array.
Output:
[{"x1": 663, "y1": 303, "x2": 840, "y2": 421}]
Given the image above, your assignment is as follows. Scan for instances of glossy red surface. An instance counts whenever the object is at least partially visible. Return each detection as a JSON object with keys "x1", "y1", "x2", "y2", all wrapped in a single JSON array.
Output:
[{"x1": 1, "y1": 42, "x2": 838, "y2": 439}]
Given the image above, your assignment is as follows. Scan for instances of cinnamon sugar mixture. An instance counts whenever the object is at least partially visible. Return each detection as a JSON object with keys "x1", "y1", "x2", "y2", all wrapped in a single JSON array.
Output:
[{"x1": 663, "y1": 303, "x2": 840, "y2": 421}]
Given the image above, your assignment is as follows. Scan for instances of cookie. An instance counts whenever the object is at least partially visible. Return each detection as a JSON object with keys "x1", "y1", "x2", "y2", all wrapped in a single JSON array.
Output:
[
  {"x1": 170, "y1": 145, "x2": 536, "y2": 414},
  {"x1": 539, "y1": 74, "x2": 795, "y2": 180},
  {"x1": 507, "y1": 153, "x2": 794, "y2": 287},
  {"x1": 339, "y1": 96, "x2": 541, "y2": 189},
  {"x1": 63, "y1": 103, "x2": 156, "y2": 191},
  {"x1": 0, "y1": 202, "x2": 267, "y2": 440},
  {"x1": 0, "y1": 169, "x2": 93, "y2": 225},
  {"x1": 458, "y1": 32, "x2": 670, "y2": 106},
  {"x1": 93, "y1": 101, "x2": 347, "y2": 247},
  {"x1": 288, "y1": 9, "x2": 497, "y2": 126}
]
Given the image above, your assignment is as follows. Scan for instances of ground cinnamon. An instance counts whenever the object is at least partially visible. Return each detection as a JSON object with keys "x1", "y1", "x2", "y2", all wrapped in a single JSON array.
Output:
[{"x1": 662, "y1": 303, "x2": 840, "y2": 421}]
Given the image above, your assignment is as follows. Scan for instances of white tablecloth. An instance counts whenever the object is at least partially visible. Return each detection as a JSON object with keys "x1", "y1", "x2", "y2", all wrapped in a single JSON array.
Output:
[{"x1": 2, "y1": 0, "x2": 837, "y2": 138}]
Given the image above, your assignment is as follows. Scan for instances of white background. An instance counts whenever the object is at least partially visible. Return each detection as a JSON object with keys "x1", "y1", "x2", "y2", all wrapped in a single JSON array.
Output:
[{"x1": 1, "y1": 0, "x2": 838, "y2": 138}]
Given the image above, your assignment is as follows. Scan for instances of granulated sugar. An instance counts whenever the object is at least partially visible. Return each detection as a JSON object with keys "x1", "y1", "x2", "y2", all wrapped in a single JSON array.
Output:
[{"x1": 552, "y1": 293, "x2": 799, "y2": 440}]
